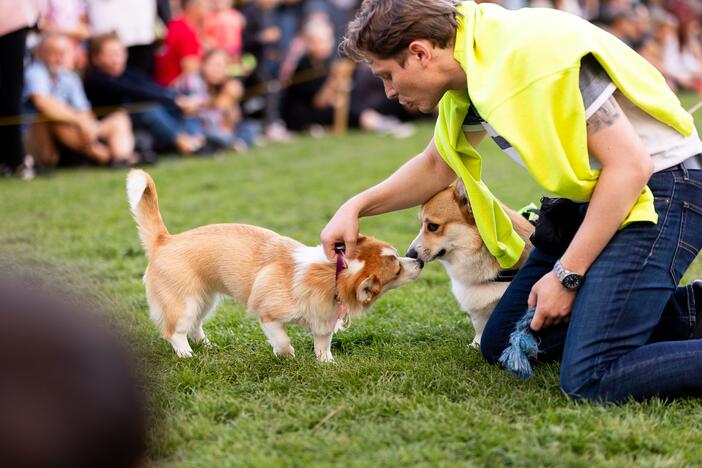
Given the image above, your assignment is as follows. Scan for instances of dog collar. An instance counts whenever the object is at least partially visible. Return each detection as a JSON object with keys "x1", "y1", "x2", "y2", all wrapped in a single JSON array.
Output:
[
  {"x1": 333, "y1": 245, "x2": 348, "y2": 332},
  {"x1": 493, "y1": 268, "x2": 520, "y2": 282}
]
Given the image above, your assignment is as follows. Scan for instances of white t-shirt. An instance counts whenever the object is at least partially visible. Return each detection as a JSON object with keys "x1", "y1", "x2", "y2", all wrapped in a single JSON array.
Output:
[
  {"x1": 87, "y1": 0, "x2": 157, "y2": 47},
  {"x1": 0, "y1": 0, "x2": 46, "y2": 36}
]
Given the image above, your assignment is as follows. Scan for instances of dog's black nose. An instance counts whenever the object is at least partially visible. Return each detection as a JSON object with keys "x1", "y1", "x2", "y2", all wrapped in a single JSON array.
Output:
[
  {"x1": 416, "y1": 259, "x2": 424, "y2": 269},
  {"x1": 406, "y1": 248, "x2": 418, "y2": 259}
]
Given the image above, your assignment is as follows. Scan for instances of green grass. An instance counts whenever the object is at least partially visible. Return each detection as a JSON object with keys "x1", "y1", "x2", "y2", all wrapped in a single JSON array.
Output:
[{"x1": 3, "y1": 95, "x2": 702, "y2": 466}]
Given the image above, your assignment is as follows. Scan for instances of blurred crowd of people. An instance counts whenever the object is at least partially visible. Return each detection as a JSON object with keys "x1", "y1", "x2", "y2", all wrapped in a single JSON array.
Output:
[{"x1": 1, "y1": 0, "x2": 701, "y2": 179}]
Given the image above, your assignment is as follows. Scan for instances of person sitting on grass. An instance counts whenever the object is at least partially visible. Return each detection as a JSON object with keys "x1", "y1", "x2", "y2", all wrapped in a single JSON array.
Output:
[
  {"x1": 84, "y1": 33, "x2": 206, "y2": 156},
  {"x1": 175, "y1": 48, "x2": 260, "y2": 152},
  {"x1": 321, "y1": 0, "x2": 702, "y2": 403},
  {"x1": 23, "y1": 33, "x2": 140, "y2": 168},
  {"x1": 282, "y1": 18, "x2": 414, "y2": 137}
]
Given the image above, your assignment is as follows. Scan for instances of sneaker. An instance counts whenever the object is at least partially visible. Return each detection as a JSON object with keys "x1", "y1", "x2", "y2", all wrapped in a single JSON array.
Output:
[
  {"x1": 308, "y1": 124, "x2": 326, "y2": 139},
  {"x1": 17, "y1": 155, "x2": 36, "y2": 180},
  {"x1": 691, "y1": 280, "x2": 702, "y2": 339},
  {"x1": 373, "y1": 116, "x2": 416, "y2": 138},
  {"x1": 389, "y1": 122, "x2": 416, "y2": 139},
  {"x1": 265, "y1": 121, "x2": 294, "y2": 143}
]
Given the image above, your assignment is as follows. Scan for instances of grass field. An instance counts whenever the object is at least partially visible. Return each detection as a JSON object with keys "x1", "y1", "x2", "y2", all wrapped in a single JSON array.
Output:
[{"x1": 3, "y1": 96, "x2": 702, "y2": 466}]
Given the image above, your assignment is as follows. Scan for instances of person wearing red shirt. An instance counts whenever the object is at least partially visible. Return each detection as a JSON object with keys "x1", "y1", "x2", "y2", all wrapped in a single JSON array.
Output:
[
  {"x1": 204, "y1": 0, "x2": 245, "y2": 60},
  {"x1": 155, "y1": 0, "x2": 208, "y2": 86}
]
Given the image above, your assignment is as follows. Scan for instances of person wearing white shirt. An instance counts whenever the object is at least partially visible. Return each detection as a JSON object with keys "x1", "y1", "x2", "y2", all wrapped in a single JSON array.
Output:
[
  {"x1": 0, "y1": 0, "x2": 47, "y2": 178},
  {"x1": 86, "y1": 0, "x2": 158, "y2": 74}
]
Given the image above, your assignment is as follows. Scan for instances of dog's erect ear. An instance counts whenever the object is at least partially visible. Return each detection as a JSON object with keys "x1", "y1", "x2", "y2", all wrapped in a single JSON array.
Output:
[
  {"x1": 356, "y1": 274, "x2": 380, "y2": 305},
  {"x1": 454, "y1": 180, "x2": 472, "y2": 214}
]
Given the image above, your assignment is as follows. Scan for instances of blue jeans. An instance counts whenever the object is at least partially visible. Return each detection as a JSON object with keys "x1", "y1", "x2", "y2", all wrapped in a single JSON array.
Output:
[
  {"x1": 131, "y1": 106, "x2": 202, "y2": 152},
  {"x1": 204, "y1": 119, "x2": 261, "y2": 149},
  {"x1": 481, "y1": 165, "x2": 702, "y2": 402}
]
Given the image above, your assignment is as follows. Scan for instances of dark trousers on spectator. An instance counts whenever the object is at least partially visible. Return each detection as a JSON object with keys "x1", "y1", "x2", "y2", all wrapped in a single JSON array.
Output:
[
  {"x1": 0, "y1": 27, "x2": 28, "y2": 171},
  {"x1": 127, "y1": 44, "x2": 156, "y2": 77}
]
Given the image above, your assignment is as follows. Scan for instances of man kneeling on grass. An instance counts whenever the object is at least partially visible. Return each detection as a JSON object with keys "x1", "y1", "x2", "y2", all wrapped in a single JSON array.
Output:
[
  {"x1": 23, "y1": 33, "x2": 140, "y2": 168},
  {"x1": 321, "y1": 0, "x2": 702, "y2": 403}
]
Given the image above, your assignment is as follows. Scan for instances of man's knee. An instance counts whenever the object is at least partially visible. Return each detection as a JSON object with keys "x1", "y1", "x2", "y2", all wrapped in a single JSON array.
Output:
[{"x1": 479, "y1": 335, "x2": 504, "y2": 365}]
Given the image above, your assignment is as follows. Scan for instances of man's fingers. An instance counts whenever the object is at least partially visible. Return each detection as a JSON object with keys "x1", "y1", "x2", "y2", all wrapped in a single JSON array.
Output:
[
  {"x1": 322, "y1": 236, "x2": 357, "y2": 262},
  {"x1": 527, "y1": 289, "x2": 537, "y2": 309},
  {"x1": 343, "y1": 237, "x2": 357, "y2": 259},
  {"x1": 323, "y1": 243, "x2": 336, "y2": 262},
  {"x1": 530, "y1": 310, "x2": 544, "y2": 331}
]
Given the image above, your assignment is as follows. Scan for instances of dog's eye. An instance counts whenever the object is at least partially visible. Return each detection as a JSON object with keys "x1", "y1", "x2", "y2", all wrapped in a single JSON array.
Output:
[
  {"x1": 395, "y1": 264, "x2": 402, "y2": 276},
  {"x1": 427, "y1": 223, "x2": 440, "y2": 232}
]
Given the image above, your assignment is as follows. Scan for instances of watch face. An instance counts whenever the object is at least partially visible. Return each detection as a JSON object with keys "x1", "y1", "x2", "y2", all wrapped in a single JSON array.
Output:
[{"x1": 563, "y1": 274, "x2": 583, "y2": 290}]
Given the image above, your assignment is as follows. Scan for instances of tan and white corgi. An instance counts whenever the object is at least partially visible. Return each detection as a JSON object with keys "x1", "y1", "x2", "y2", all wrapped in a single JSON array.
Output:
[
  {"x1": 407, "y1": 181, "x2": 534, "y2": 347},
  {"x1": 126, "y1": 170, "x2": 422, "y2": 362}
]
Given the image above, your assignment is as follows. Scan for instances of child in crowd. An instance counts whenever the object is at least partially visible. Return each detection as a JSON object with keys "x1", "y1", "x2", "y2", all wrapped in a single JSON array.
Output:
[
  {"x1": 176, "y1": 49, "x2": 260, "y2": 151},
  {"x1": 281, "y1": 19, "x2": 337, "y2": 132},
  {"x1": 204, "y1": 0, "x2": 245, "y2": 61},
  {"x1": 155, "y1": 0, "x2": 208, "y2": 86}
]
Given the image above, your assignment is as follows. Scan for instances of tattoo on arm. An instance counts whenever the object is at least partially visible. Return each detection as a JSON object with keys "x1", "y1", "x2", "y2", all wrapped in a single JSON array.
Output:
[{"x1": 586, "y1": 95, "x2": 622, "y2": 135}]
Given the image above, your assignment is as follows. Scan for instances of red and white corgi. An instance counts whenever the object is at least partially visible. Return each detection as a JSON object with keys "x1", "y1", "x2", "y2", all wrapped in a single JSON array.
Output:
[{"x1": 126, "y1": 170, "x2": 423, "y2": 362}]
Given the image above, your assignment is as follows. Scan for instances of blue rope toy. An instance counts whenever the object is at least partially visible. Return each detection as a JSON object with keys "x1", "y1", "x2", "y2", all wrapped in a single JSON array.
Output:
[{"x1": 498, "y1": 308, "x2": 539, "y2": 379}]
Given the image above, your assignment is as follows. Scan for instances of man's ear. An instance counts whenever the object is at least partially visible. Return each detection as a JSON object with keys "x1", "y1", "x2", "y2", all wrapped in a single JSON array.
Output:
[
  {"x1": 408, "y1": 40, "x2": 432, "y2": 65},
  {"x1": 356, "y1": 274, "x2": 380, "y2": 305}
]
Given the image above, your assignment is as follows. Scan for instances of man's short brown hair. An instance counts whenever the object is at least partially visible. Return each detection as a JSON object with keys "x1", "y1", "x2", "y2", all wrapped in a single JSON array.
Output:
[
  {"x1": 89, "y1": 32, "x2": 122, "y2": 58},
  {"x1": 340, "y1": 0, "x2": 461, "y2": 63}
]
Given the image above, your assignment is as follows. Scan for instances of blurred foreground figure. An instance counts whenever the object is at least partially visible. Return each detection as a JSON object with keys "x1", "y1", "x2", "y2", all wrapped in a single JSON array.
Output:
[{"x1": 0, "y1": 273, "x2": 146, "y2": 468}]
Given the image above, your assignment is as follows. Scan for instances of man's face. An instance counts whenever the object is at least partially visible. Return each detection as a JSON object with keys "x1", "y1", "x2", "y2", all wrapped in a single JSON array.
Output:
[
  {"x1": 40, "y1": 36, "x2": 70, "y2": 76},
  {"x1": 94, "y1": 40, "x2": 127, "y2": 77},
  {"x1": 305, "y1": 25, "x2": 334, "y2": 62},
  {"x1": 369, "y1": 50, "x2": 447, "y2": 114},
  {"x1": 186, "y1": 0, "x2": 208, "y2": 21},
  {"x1": 202, "y1": 50, "x2": 229, "y2": 85}
]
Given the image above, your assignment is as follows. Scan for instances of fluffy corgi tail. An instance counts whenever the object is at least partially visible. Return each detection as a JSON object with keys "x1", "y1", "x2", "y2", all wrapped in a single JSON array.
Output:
[{"x1": 126, "y1": 170, "x2": 169, "y2": 256}]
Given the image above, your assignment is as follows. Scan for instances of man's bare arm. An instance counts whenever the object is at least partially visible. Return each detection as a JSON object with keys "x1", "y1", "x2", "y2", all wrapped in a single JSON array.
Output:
[
  {"x1": 31, "y1": 94, "x2": 85, "y2": 125},
  {"x1": 321, "y1": 138, "x2": 457, "y2": 259}
]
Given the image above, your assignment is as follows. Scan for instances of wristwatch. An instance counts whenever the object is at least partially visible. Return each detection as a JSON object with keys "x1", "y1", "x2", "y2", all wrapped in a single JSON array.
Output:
[{"x1": 554, "y1": 259, "x2": 584, "y2": 291}]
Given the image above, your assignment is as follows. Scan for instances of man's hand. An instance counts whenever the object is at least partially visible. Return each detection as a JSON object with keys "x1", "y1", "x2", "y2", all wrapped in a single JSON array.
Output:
[
  {"x1": 319, "y1": 139, "x2": 457, "y2": 261},
  {"x1": 528, "y1": 271, "x2": 576, "y2": 331},
  {"x1": 76, "y1": 115, "x2": 99, "y2": 144},
  {"x1": 320, "y1": 202, "x2": 360, "y2": 261}
]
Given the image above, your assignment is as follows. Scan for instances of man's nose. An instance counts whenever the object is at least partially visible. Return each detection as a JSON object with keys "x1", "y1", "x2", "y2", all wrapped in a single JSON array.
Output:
[{"x1": 384, "y1": 81, "x2": 398, "y2": 100}]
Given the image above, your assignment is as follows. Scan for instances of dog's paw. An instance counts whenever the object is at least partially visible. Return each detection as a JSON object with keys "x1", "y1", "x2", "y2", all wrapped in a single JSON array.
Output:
[
  {"x1": 317, "y1": 352, "x2": 335, "y2": 363},
  {"x1": 274, "y1": 345, "x2": 296, "y2": 358},
  {"x1": 175, "y1": 347, "x2": 194, "y2": 358},
  {"x1": 469, "y1": 339, "x2": 481, "y2": 350},
  {"x1": 199, "y1": 337, "x2": 212, "y2": 348}
]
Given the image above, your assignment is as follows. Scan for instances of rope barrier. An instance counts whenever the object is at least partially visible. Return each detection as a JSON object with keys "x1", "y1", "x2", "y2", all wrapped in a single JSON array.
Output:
[{"x1": 0, "y1": 63, "x2": 334, "y2": 127}]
